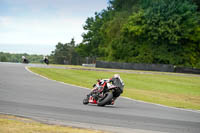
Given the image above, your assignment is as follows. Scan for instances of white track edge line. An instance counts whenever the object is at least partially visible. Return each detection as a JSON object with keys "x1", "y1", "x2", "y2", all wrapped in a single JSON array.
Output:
[
  {"x1": 25, "y1": 66, "x2": 200, "y2": 114},
  {"x1": 25, "y1": 66, "x2": 90, "y2": 90}
]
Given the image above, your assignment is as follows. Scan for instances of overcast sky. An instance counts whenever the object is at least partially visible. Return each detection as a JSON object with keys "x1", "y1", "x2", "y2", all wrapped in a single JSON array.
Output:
[{"x1": 0, "y1": 0, "x2": 108, "y2": 46}]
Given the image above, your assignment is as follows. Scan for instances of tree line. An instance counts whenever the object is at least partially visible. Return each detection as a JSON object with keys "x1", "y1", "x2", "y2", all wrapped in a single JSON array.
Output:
[
  {"x1": 49, "y1": 38, "x2": 96, "y2": 65},
  {"x1": 71, "y1": 0, "x2": 200, "y2": 68},
  {"x1": 2, "y1": 0, "x2": 200, "y2": 68},
  {"x1": 0, "y1": 52, "x2": 43, "y2": 63}
]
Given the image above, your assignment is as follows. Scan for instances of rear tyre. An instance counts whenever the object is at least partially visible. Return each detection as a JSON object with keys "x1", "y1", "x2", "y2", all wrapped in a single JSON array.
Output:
[{"x1": 97, "y1": 92, "x2": 113, "y2": 106}]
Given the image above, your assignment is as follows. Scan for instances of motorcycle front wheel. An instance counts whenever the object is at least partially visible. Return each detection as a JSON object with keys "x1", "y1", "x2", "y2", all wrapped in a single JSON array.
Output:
[
  {"x1": 83, "y1": 98, "x2": 89, "y2": 104},
  {"x1": 97, "y1": 92, "x2": 113, "y2": 106}
]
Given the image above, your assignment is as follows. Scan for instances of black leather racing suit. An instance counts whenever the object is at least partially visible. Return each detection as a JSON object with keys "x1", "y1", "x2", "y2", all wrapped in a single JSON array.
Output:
[{"x1": 109, "y1": 77, "x2": 124, "y2": 97}]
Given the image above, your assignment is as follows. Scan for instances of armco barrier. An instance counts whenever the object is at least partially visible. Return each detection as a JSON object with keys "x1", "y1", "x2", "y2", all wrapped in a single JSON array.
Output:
[
  {"x1": 96, "y1": 61, "x2": 200, "y2": 74},
  {"x1": 96, "y1": 61, "x2": 174, "y2": 72},
  {"x1": 174, "y1": 67, "x2": 200, "y2": 74}
]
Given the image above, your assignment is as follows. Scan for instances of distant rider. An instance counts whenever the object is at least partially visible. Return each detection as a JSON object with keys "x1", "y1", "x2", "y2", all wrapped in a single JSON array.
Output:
[
  {"x1": 43, "y1": 56, "x2": 49, "y2": 65},
  {"x1": 22, "y1": 56, "x2": 28, "y2": 63}
]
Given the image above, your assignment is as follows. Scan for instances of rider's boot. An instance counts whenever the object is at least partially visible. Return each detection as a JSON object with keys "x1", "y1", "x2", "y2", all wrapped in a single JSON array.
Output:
[{"x1": 111, "y1": 97, "x2": 118, "y2": 105}]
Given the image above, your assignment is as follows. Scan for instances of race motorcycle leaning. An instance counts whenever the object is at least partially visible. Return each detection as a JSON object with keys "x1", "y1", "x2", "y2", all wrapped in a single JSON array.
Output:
[
  {"x1": 22, "y1": 58, "x2": 29, "y2": 64},
  {"x1": 44, "y1": 58, "x2": 49, "y2": 65},
  {"x1": 83, "y1": 79, "x2": 119, "y2": 106}
]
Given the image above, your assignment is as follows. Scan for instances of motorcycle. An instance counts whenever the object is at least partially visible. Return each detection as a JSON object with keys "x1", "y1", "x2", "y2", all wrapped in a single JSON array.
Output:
[
  {"x1": 44, "y1": 58, "x2": 49, "y2": 65},
  {"x1": 22, "y1": 58, "x2": 29, "y2": 64},
  {"x1": 83, "y1": 79, "x2": 119, "y2": 106}
]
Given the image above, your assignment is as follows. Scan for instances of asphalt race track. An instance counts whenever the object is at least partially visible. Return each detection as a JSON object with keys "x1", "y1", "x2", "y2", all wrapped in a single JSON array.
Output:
[{"x1": 0, "y1": 62, "x2": 200, "y2": 133}]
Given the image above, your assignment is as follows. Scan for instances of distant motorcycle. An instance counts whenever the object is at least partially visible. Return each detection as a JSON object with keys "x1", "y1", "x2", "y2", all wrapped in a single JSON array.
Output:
[
  {"x1": 43, "y1": 58, "x2": 49, "y2": 65},
  {"x1": 22, "y1": 58, "x2": 29, "y2": 64},
  {"x1": 22, "y1": 56, "x2": 29, "y2": 64},
  {"x1": 83, "y1": 79, "x2": 119, "y2": 106}
]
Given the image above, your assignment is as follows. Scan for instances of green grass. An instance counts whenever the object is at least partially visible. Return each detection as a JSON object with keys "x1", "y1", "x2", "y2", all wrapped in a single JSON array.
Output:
[
  {"x1": 0, "y1": 114, "x2": 108, "y2": 133},
  {"x1": 29, "y1": 67, "x2": 200, "y2": 110}
]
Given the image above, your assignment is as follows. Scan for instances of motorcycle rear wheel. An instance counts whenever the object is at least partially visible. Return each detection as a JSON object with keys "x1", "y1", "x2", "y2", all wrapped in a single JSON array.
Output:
[{"x1": 97, "y1": 92, "x2": 113, "y2": 106}]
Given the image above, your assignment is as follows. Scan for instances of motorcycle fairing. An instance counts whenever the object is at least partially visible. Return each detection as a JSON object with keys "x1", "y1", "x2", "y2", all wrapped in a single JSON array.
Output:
[{"x1": 89, "y1": 96, "x2": 97, "y2": 104}]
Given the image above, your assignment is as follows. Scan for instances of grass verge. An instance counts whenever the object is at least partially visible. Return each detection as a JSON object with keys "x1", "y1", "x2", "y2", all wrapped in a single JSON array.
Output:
[
  {"x1": 29, "y1": 67, "x2": 200, "y2": 110},
  {"x1": 0, "y1": 114, "x2": 108, "y2": 133}
]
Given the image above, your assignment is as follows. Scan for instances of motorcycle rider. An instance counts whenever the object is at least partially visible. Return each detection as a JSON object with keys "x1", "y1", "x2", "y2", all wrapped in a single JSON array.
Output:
[
  {"x1": 86, "y1": 74, "x2": 124, "y2": 105},
  {"x1": 43, "y1": 56, "x2": 49, "y2": 65},
  {"x1": 22, "y1": 56, "x2": 28, "y2": 63},
  {"x1": 22, "y1": 56, "x2": 25, "y2": 61},
  {"x1": 107, "y1": 74, "x2": 124, "y2": 104}
]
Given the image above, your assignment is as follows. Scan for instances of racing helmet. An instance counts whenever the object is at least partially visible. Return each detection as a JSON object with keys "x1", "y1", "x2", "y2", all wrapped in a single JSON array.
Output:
[
  {"x1": 22, "y1": 56, "x2": 25, "y2": 59},
  {"x1": 114, "y1": 74, "x2": 120, "y2": 78}
]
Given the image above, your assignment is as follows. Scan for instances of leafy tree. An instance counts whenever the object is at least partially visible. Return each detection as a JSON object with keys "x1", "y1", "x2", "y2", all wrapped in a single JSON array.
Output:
[
  {"x1": 76, "y1": 0, "x2": 200, "y2": 68},
  {"x1": 0, "y1": 54, "x2": 8, "y2": 62},
  {"x1": 0, "y1": 52, "x2": 43, "y2": 63},
  {"x1": 50, "y1": 38, "x2": 81, "y2": 65},
  {"x1": 109, "y1": 0, "x2": 139, "y2": 11},
  {"x1": 192, "y1": 0, "x2": 200, "y2": 11},
  {"x1": 81, "y1": 12, "x2": 105, "y2": 57},
  {"x1": 121, "y1": 0, "x2": 200, "y2": 66}
]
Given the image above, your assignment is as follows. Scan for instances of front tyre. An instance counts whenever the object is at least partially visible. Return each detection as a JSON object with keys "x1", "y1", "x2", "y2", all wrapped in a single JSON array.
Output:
[
  {"x1": 97, "y1": 92, "x2": 113, "y2": 106},
  {"x1": 83, "y1": 98, "x2": 89, "y2": 105}
]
